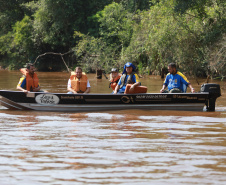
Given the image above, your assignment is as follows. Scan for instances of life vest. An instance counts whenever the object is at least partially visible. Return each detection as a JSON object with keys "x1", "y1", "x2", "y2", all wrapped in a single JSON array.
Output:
[
  {"x1": 119, "y1": 72, "x2": 136, "y2": 89},
  {"x1": 124, "y1": 84, "x2": 147, "y2": 94},
  {"x1": 20, "y1": 68, "x2": 39, "y2": 91},
  {"x1": 70, "y1": 72, "x2": 88, "y2": 93},
  {"x1": 109, "y1": 74, "x2": 121, "y2": 90}
]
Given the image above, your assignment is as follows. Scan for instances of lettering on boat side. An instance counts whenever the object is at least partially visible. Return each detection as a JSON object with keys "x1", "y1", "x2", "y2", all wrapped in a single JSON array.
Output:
[
  {"x1": 173, "y1": 95, "x2": 197, "y2": 99},
  {"x1": 60, "y1": 96, "x2": 83, "y2": 99},
  {"x1": 35, "y1": 94, "x2": 60, "y2": 105},
  {"x1": 136, "y1": 95, "x2": 167, "y2": 99},
  {"x1": 186, "y1": 97, "x2": 197, "y2": 99}
]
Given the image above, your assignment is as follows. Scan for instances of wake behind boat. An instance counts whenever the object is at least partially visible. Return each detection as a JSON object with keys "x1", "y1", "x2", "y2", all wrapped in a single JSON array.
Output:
[{"x1": 0, "y1": 83, "x2": 221, "y2": 112}]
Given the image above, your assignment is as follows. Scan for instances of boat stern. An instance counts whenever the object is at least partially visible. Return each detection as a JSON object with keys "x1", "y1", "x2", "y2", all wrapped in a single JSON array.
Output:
[{"x1": 200, "y1": 83, "x2": 221, "y2": 111}]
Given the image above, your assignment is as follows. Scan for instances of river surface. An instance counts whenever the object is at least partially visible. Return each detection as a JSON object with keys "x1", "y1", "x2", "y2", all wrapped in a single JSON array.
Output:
[{"x1": 0, "y1": 70, "x2": 226, "y2": 185}]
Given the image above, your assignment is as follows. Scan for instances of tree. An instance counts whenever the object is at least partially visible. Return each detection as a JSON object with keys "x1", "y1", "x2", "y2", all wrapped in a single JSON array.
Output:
[
  {"x1": 123, "y1": 0, "x2": 225, "y2": 76},
  {"x1": 74, "y1": 2, "x2": 135, "y2": 72},
  {"x1": 0, "y1": 0, "x2": 35, "y2": 35},
  {"x1": 0, "y1": 0, "x2": 114, "y2": 70}
]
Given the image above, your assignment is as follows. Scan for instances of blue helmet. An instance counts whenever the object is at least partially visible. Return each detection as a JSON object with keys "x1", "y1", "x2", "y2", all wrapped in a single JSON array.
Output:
[{"x1": 123, "y1": 62, "x2": 136, "y2": 74}]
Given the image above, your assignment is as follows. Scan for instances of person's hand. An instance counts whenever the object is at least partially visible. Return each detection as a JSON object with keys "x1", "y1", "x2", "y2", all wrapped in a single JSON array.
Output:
[
  {"x1": 160, "y1": 88, "x2": 164, "y2": 93},
  {"x1": 191, "y1": 88, "x2": 195, "y2": 93},
  {"x1": 129, "y1": 85, "x2": 135, "y2": 92},
  {"x1": 22, "y1": 89, "x2": 28, "y2": 94},
  {"x1": 113, "y1": 90, "x2": 117, "y2": 94}
]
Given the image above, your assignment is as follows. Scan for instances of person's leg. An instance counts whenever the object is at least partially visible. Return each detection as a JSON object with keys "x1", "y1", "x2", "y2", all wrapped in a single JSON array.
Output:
[
  {"x1": 162, "y1": 90, "x2": 169, "y2": 93},
  {"x1": 117, "y1": 89, "x2": 125, "y2": 94},
  {"x1": 169, "y1": 88, "x2": 182, "y2": 93}
]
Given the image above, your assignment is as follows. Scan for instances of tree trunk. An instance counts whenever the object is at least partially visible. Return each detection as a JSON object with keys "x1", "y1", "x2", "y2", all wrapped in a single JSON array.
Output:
[{"x1": 96, "y1": 69, "x2": 102, "y2": 79}]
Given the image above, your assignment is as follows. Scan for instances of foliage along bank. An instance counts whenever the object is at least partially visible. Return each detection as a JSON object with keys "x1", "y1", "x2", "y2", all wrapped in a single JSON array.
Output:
[{"x1": 0, "y1": 0, "x2": 225, "y2": 79}]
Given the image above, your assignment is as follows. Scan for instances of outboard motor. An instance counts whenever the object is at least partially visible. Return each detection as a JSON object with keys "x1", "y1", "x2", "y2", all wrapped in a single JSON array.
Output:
[{"x1": 200, "y1": 83, "x2": 221, "y2": 111}]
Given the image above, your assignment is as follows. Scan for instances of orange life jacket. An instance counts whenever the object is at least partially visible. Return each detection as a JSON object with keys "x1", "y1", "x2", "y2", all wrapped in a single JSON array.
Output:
[
  {"x1": 20, "y1": 68, "x2": 39, "y2": 91},
  {"x1": 110, "y1": 74, "x2": 121, "y2": 90},
  {"x1": 70, "y1": 72, "x2": 88, "y2": 93}
]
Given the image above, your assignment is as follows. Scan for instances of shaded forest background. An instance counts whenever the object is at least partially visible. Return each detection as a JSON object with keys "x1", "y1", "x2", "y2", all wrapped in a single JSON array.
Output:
[{"x1": 0, "y1": 0, "x2": 225, "y2": 79}]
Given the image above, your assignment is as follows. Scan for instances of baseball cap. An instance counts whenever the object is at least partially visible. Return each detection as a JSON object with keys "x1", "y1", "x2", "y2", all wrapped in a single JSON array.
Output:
[{"x1": 111, "y1": 68, "x2": 118, "y2": 72}]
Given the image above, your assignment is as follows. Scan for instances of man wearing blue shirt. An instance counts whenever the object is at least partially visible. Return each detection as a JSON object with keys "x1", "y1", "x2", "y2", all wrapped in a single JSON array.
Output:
[
  {"x1": 114, "y1": 62, "x2": 140, "y2": 94},
  {"x1": 160, "y1": 63, "x2": 195, "y2": 93}
]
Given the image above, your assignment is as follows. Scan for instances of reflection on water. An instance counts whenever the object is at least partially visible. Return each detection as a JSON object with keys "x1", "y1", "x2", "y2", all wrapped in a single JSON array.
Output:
[
  {"x1": 0, "y1": 110, "x2": 226, "y2": 184},
  {"x1": 0, "y1": 71, "x2": 226, "y2": 184}
]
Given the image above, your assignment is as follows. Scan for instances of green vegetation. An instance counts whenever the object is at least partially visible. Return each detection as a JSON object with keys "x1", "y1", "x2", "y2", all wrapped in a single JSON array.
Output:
[{"x1": 0, "y1": 0, "x2": 225, "y2": 79}]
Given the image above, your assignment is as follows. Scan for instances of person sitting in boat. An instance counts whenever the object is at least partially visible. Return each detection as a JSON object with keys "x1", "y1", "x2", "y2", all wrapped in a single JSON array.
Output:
[
  {"x1": 113, "y1": 62, "x2": 140, "y2": 94},
  {"x1": 160, "y1": 63, "x2": 195, "y2": 93},
  {"x1": 17, "y1": 63, "x2": 42, "y2": 93},
  {"x1": 109, "y1": 68, "x2": 121, "y2": 92},
  {"x1": 67, "y1": 67, "x2": 90, "y2": 94}
]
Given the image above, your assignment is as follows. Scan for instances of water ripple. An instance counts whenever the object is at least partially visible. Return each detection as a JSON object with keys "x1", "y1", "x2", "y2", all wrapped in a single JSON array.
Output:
[{"x1": 0, "y1": 111, "x2": 225, "y2": 184}]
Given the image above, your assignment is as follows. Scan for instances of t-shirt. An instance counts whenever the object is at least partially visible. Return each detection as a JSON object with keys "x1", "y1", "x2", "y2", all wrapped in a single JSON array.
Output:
[{"x1": 163, "y1": 71, "x2": 190, "y2": 92}]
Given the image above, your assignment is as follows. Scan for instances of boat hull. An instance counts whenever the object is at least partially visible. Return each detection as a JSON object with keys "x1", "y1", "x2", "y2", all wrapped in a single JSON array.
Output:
[{"x1": 0, "y1": 90, "x2": 210, "y2": 112}]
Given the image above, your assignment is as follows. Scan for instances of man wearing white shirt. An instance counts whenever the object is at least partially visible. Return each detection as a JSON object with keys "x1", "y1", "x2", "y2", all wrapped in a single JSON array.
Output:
[{"x1": 67, "y1": 67, "x2": 91, "y2": 94}]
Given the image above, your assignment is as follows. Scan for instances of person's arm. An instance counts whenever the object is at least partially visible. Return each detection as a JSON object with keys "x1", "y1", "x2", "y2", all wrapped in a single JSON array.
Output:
[
  {"x1": 160, "y1": 84, "x2": 167, "y2": 93},
  {"x1": 83, "y1": 87, "x2": 90, "y2": 94},
  {"x1": 17, "y1": 77, "x2": 28, "y2": 93},
  {"x1": 113, "y1": 84, "x2": 120, "y2": 94},
  {"x1": 17, "y1": 85, "x2": 28, "y2": 93},
  {"x1": 188, "y1": 84, "x2": 195, "y2": 93},
  {"x1": 178, "y1": 72, "x2": 195, "y2": 93},
  {"x1": 129, "y1": 82, "x2": 140, "y2": 92},
  {"x1": 67, "y1": 79, "x2": 77, "y2": 94},
  {"x1": 83, "y1": 80, "x2": 91, "y2": 94},
  {"x1": 113, "y1": 76, "x2": 122, "y2": 94},
  {"x1": 67, "y1": 87, "x2": 77, "y2": 94},
  {"x1": 160, "y1": 75, "x2": 169, "y2": 93},
  {"x1": 129, "y1": 74, "x2": 140, "y2": 92}
]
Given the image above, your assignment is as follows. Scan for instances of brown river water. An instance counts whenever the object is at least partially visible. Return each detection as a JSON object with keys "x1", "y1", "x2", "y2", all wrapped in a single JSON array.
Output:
[{"x1": 0, "y1": 70, "x2": 226, "y2": 185}]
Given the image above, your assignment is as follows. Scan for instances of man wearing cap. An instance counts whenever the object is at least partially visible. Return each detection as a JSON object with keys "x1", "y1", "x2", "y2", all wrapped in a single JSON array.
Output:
[
  {"x1": 113, "y1": 62, "x2": 140, "y2": 94},
  {"x1": 109, "y1": 68, "x2": 121, "y2": 92}
]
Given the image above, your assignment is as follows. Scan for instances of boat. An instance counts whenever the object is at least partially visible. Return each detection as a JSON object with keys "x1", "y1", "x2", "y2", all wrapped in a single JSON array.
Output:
[{"x1": 0, "y1": 83, "x2": 221, "y2": 112}]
